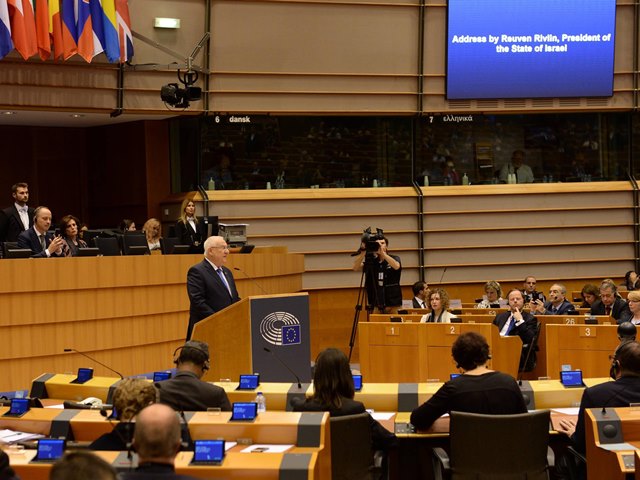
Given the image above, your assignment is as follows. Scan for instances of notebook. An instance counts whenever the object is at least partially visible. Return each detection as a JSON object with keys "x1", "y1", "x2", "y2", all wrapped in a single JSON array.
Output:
[
  {"x1": 560, "y1": 370, "x2": 585, "y2": 388},
  {"x1": 30, "y1": 439, "x2": 65, "y2": 463},
  {"x1": 237, "y1": 374, "x2": 260, "y2": 390},
  {"x1": 191, "y1": 439, "x2": 225, "y2": 465},
  {"x1": 70, "y1": 368, "x2": 93, "y2": 384},
  {"x1": 352, "y1": 374, "x2": 363, "y2": 392},
  {"x1": 3, "y1": 398, "x2": 29, "y2": 418},
  {"x1": 229, "y1": 402, "x2": 258, "y2": 421}
]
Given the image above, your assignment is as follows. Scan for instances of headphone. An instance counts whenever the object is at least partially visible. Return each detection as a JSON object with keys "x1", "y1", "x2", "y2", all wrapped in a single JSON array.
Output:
[
  {"x1": 609, "y1": 341, "x2": 633, "y2": 380},
  {"x1": 173, "y1": 344, "x2": 210, "y2": 372}
]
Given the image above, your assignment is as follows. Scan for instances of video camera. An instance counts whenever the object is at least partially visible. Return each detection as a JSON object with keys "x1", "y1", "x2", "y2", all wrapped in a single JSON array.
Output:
[{"x1": 361, "y1": 227, "x2": 385, "y2": 253}]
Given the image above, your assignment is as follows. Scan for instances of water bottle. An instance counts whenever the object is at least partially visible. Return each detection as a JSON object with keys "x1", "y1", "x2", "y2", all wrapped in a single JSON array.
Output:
[
  {"x1": 207, "y1": 177, "x2": 215, "y2": 190},
  {"x1": 462, "y1": 173, "x2": 469, "y2": 185},
  {"x1": 255, "y1": 392, "x2": 266, "y2": 413}
]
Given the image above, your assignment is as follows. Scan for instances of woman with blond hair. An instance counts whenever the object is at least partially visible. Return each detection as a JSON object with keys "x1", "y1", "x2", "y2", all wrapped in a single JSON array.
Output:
[
  {"x1": 175, "y1": 197, "x2": 206, "y2": 254},
  {"x1": 142, "y1": 218, "x2": 162, "y2": 251}
]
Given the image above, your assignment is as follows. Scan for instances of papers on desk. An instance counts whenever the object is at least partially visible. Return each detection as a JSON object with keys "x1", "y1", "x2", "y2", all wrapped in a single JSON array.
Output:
[
  {"x1": 370, "y1": 412, "x2": 395, "y2": 421},
  {"x1": 225, "y1": 441, "x2": 237, "y2": 451},
  {"x1": 0, "y1": 429, "x2": 44, "y2": 444},
  {"x1": 241, "y1": 444, "x2": 294, "y2": 453},
  {"x1": 551, "y1": 407, "x2": 580, "y2": 415}
]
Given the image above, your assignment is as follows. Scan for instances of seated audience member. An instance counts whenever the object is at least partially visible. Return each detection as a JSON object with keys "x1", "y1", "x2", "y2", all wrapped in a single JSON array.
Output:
[
  {"x1": 493, "y1": 289, "x2": 539, "y2": 371},
  {"x1": 155, "y1": 341, "x2": 231, "y2": 412},
  {"x1": 142, "y1": 218, "x2": 162, "y2": 251},
  {"x1": 89, "y1": 378, "x2": 157, "y2": 451},
  {"x1": 475, "y1": 280, "x2": 503, "y2": 308},
  {"x1": 50, "y1": 451, "x2": 116, "y2": 480},
  {"x1": 410, "y1": 332, "x2": 526, "y2": 431},
  {"x1": 521, "y1": 275, "x2": 546, "y2": 307},
  {"x1": 618, "y1": 322, "x2": 637, "y2": 342},
  {"x1": 590, "y1": 279, "x2": 631, "y2": 324},
  {"x1": 119, "y1": 404, "x2": 198, "y2": 480},
  {"x1": 624, "y1": 270, "x2": 640, "y2": 291},
  {"x1": 579, "y1": 283, "x2": 600, "y2": 308},
  {"x1": 17, "y1": 206, "x2": 65, "y2": 258},
  {"x1": 0, "y1": 449, "x2": 19, "y2": 480},
  {"x1": 421, "y1": 288, "x2": 456, "y2": 323},
  {"x1": 119, "y1": 218, "x2": 136, "y2": 232},
  {"x1": 175, "y1": 197, "x2": 206, "y2": 254},
  {"x1": 58, "y1": 215, "x2": 88, "y2": 257},
  {"x1": 290, "y1": 348, "x2": 396, "y2": 451},
  {"x1": 556, "y1": 341, "x2": 640, "y2": 453},
  {"x1": 498, "y1": 149, "x2": 534, "y2": 184},
  {"x1": 627, "y1": 291, "x2": 640, "y2": 325},
  {"x1": 531, "y1": 283, "x2": 577, "y2": 315},
  {"x1": 411, "y1": 281, "x2": 429, "y2": 308}
]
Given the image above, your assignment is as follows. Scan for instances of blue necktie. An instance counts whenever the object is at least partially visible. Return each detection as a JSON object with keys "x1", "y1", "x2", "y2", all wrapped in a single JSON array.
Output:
[
  {"x1": 506, "y1": 315, "x2": 516, "y2": 335},
  {"x1": 217, "y1": 268, "x2": 232, "y2": 296}
]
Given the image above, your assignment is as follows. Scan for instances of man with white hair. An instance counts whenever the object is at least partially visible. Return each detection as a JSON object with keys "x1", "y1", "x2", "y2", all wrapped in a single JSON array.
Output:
[{"x1": 186, "y1": 236, "x2": 240, "y2": 339}]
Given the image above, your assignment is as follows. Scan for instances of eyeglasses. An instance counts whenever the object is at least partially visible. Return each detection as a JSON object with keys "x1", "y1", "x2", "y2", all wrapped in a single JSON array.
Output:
[{"x1": 211, "y1": 245, "x2": 229, "y2": 250}]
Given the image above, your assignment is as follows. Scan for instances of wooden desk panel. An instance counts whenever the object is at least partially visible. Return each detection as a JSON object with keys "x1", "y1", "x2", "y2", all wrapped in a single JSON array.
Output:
[{"x1": 0, "y1": 252, "x2": 304, "y2": 392}]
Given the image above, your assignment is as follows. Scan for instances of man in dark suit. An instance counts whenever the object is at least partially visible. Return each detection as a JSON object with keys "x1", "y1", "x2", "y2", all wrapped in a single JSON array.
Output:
[
  {"x1": 411, "y1": 281, "x2": 429, "y2": 309},
  {"x1": 120, "y1": 403, "x2": 199, "y2": 480},
  {"x1": 155, "y1": 340, "x2": 231, "y2": 412},
  {"x1": 590, "y1": 279, "x2": 631, "y2": 324},
  {"x1": 556, "y1": 341, "x2": 640, "y2": 453},
  {"x1": 493, "y1": 289, "x2": 539, "y2": 371},
  {"x1": 186, "y1": 235, "x2": 240, "y2": 339},
  {"x1": 531, "y1": 283, "x2": 578, "y2": 315},
  {"x1": 17, "y1": 206, "x2": 65, "y2": 258},
  {"x1": 0, "y1": 182, "x2": 34, "y2": 243}
]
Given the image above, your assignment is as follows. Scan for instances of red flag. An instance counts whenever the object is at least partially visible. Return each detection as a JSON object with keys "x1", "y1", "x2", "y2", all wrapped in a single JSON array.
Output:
[
  {"x1": 35, "y1": 0, "x2": 49, "y2": 60},
  {"x1": 8, "y1": 0, "x2": 37, "y2": 59},
  {"x1": 48, "y1": 0, "x2": 63, "y2": 59}
]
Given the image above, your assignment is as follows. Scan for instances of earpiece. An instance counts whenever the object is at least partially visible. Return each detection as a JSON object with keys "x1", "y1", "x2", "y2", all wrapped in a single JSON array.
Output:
[
  {"x1": 610, "y1": 356, "x2": 619, "y2": 380},
  {"x1": 173, "y1": 344, "x2": 210, "y2": 371}
]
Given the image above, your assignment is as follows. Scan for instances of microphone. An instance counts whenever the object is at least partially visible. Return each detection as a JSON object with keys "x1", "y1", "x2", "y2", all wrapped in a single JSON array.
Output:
[
  {"x1": 263, "y1": 347, "x2": 302, "y2": 389},
  {"x1": 438, "y1": 266, "x2": 447, "y2": 285},
  {"x1": 233, "y1": 267, "x2": 269, "y2": 295},
  {"x1": 63, "y1": 348, "x2": 124, "y2": 379},
  {"x1": 517, "y1": 321, "x2": 541, "y2": 386}
]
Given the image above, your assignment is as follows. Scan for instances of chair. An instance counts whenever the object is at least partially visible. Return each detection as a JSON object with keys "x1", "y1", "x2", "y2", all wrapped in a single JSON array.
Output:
[
  {"x1": 330, "y1": 413, "x2": 375, "y2": 480},
  {"x1": 94, "y1": 237, "x2": 121, "y2": 256},
  {"x1": 432, "y1": 410, "x2": 551, "y2": 480}
]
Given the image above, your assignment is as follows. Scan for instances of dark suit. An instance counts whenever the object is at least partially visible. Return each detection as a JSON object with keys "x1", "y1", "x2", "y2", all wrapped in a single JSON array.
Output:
[
  {"x1": 119, "y1": 463, "x2": 199, "y2": 480},
  {"x1": 186, "y1": 260, "x2": 240, "y2": 339},
  {"x1": 541, "y1": 299, "x2": 577, "y2": 315},
  {"x1": 493, "y1": 311, "x2": 539, "y2": 371},
  {"x1": 17, "y1": 227, "x2": 61, "y2": 258},
  {"x1": 590, "y1": 298, "x2": 631, "y2": 324},
  {"x1": 572, "y1": 376, "x2": 640, "y2": 453},
  {"x1": 175, "y1": 219, "x2": 206, "y2": 254},
  {"x1": 155, "y1": 370, "x2": 231, "y2": 412},
  {"x1": 0, "y1": 205, "x2": 33, "y2": 242},
  {"x1": 412, "y1": 297, "x2": 427, "y2": 309}
]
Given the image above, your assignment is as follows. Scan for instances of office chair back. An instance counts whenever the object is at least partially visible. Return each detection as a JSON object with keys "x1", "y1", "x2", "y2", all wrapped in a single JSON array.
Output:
[
  {"x1": 448, "y1": 410, "x2": 550, "y2": 480},
  {"x1": 94, "y1": 237, "x2": 121, "y2": 256},
  {"x1": 122, "y1": 232, "x2": 150, "y2": 256},
  {"x1": 330, "y1": 413, "x2": 374, "y2": 480}
]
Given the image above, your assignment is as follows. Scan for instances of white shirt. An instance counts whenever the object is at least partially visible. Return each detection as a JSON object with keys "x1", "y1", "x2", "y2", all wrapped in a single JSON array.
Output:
[{"x1": 15, "y1": 202, "x2": 29, "y2": 230}]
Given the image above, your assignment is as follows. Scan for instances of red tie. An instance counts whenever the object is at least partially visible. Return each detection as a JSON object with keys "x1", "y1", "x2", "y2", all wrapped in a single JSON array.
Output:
[{"x1": 605, "y1": 306, "x2": 611, "y2": 316}]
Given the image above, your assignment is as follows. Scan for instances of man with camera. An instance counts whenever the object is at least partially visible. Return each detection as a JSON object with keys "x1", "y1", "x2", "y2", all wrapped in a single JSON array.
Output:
[
  {"x1": 352, "y1": 229, "x2": 402, "y2": 313},
  {"x1": 522, "y1": 276, "x2": 546, "y2": 307}
]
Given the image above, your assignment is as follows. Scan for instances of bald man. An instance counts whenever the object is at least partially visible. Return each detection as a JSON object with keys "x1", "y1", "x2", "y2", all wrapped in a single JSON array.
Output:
[
  {"x1": 120, "y1": 404, "x2": 197, "y2": 479},
  {"x1": 186, "y1": 236, "x2": 240, "y2": 339}
]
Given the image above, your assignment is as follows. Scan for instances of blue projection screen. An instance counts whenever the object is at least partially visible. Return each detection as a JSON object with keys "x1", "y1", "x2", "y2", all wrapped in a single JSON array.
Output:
[{"x1": 446, "y1": 0, "x2": 616, "y2": 100}]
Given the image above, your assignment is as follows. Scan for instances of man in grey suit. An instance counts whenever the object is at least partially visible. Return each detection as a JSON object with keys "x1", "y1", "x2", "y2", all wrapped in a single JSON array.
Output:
[{"x1": 186, "y1": 236, "x2": 240, "y2": 339}]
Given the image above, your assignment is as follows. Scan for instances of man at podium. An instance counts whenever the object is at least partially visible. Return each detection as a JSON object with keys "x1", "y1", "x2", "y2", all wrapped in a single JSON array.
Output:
[{"x1": 186, "y1": 236, "x2": 241, "y2": 339}]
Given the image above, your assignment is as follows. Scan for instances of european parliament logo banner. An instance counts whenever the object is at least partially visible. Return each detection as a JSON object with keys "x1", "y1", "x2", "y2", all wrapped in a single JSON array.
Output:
[{"x1": 250, "y1": 295, "x2": 311, "y2": 383}]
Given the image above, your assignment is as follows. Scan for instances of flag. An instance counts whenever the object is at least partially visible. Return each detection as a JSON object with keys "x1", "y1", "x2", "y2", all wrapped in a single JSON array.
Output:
[
  {"x1": 34, "y1": 0, "x2": 49, "y2": 59},
  {"x1": 100, "y1": 0, "x2": 117, "y2": 62},
  {"x1": 48, "y1": 0, "x2": 63, "y2": 59},
  {"x1": 76, "y1": 0, "x2": 93, "y2": 61},
  {"x1": 114, "y1": 0, "x2": 131, "y2": 62},
  {"x1": 0, "y1": 0, "x2": 13, "y2": 59},
  {"x1": 60, "y1": 0, "x2": 76, "y2": 59},
  {"x1": 8, "y1": 0, "x2": 37, "y2": 59},
  {"x1": 88, "y1": 0, "x2": 104, "y2": 57},
  {"x1": 281, "y1": 325, "x2": 301, "y2": 345}
]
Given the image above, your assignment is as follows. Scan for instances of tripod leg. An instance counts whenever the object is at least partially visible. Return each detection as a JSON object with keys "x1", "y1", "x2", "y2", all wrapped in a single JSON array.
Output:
[{"x1": 348, "y1": 268, "x2": 368, "y2": 362}]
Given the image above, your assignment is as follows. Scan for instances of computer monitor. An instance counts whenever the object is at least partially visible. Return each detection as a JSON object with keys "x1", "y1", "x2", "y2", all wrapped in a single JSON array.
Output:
[{"x1": 199, "y1": 216, "x2": 219, "y2": 237}]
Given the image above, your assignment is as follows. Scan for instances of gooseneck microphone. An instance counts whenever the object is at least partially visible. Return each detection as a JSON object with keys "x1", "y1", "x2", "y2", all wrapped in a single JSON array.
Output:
[
  {"x1": 263, "y1": 347, "x2": 302, "y2": 389},
  {"x1": 438, "y1": 266, "x2": 448, "y2": 285},
  {"x1": 63, "y1": 348, "x2": 124, "y2": 379},
  {"x1": 233, "y1": 267, "x2": 269, "y2": 295}
]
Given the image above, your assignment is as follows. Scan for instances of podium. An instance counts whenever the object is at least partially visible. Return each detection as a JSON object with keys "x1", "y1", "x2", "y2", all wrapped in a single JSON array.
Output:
[{"x1": 192, "y1": 293, "x2": 312, "y2": 384}]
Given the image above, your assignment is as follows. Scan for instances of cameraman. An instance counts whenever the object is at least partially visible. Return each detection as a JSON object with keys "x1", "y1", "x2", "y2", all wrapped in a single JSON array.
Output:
[{"x1": 352, "y1": 236, "x2": 402, "y2": 313}]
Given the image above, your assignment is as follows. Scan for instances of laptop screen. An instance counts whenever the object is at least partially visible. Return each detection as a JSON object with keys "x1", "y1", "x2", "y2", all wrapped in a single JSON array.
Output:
[
  {"x1": 231, "y1": 402, "x2": 257, "y2": 421},
  {"x1": 36, "y1": 439, "x2": 65, "y2": 461},
  {"x1": 352, "y1": 374, "x2": 363, "y2": 392},
  {"x1": 9, "y1": 398, "x2": 29, "y2": 416},
  {"x1": 238, "y1": 374, "x2": 260, "y2": 390},
  {"x1": 153, "y1": 371, "x2": 171, "y2": 382},
  {"x1": 450, "y1": 373, "x2": 461, "y2": 380},
  {"x1": 560, "y1": 370, "x2": 583, "y2": 387},
  {"x1": 76, "y1": 368, "x2": 93, "y2": 384},
  {"x1": 193, "y1": 440, "x2": 225, "y2": 463}
]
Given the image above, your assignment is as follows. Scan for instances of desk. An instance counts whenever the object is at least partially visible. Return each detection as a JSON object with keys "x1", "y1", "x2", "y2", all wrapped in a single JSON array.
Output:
[
  {"x1": 359, "y1": 322, "x2": 521, "y2": 382},
  {"x1": 30, "y1": 373, "x2": 120, "y2": 403},
  {"x1": 8, "y1": 449, "x2": 320, "y2": 480}
]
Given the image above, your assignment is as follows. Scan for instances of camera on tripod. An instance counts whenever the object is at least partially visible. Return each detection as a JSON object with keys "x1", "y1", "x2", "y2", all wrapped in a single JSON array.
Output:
[{"x1": 361, "y1": 227, "x2": 384, "y2": 253}]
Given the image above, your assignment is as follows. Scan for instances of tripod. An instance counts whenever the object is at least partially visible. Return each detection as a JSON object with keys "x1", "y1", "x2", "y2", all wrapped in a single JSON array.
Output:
[{"x1": 348, "y1": 255, "x2": 382, "y2": 362}]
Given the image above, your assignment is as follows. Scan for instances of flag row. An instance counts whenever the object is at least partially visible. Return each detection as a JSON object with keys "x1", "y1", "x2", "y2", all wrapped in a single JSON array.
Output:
[{"x1": 0, "y1": 0, "x2": 133, "y2": 63}]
